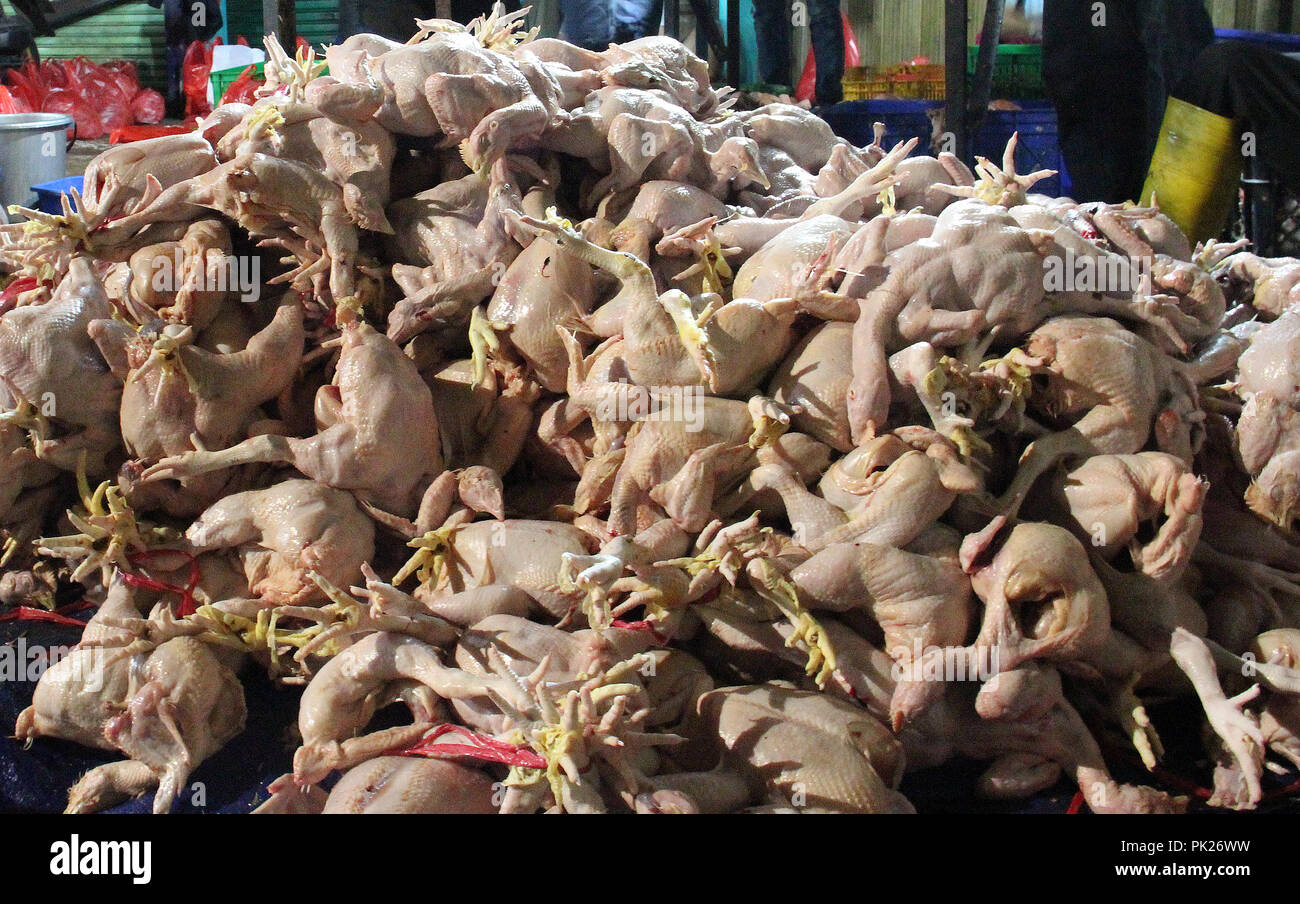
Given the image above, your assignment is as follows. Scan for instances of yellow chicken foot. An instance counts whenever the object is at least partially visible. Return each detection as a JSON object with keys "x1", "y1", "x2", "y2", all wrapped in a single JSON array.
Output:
[{"x1": 745, "y1": 557, "x2": 838, "y2": 690}]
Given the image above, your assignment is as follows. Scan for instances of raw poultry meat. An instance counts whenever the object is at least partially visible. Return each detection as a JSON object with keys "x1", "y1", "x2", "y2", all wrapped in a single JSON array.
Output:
[
  {"x1": 5, "y1": 15, "x2": 1300, "y2": 817},
  {"x1": 0, "y1": 257, "x2": 121, "y2": 475},
  {"x1": 184, "y1": 478, "x2": 375, "y2": 605},
  {"x1": 94, "y1": 292, "x2": 305, "y2": 517},
  {"x1": 142, "y1": 318, "x2": 440, "y2": 518},
  {"x1": 16, "y1": 578, "x2": 246, "y2": 814}
]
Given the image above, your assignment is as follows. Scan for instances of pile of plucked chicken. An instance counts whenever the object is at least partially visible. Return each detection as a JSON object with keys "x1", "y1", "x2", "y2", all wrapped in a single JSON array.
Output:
[{"x1": 3, "y1": 10, "x2": 1300, "y2": 814}]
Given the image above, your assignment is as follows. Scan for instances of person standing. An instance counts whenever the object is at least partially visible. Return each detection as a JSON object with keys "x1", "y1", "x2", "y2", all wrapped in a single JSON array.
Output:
[
  {"x1": 558, "y1": 0, "x2": 616, "y2": 50},
  {"x1": 613, "y1": 0, "x2": 663, "y2": 42},
  {"x1": 452, "y1": 1, "x2": 523, "y2": 21},
  {"x1": 340, "y1": 1, "x2": 522, "y2": 41},
  {"x1": 1042, "y1": 0, "x2": 1214, "y2": 203},
  {"x1": 754, "y1": 0, "x2": 844, "y2": 104},
  {"x1": 149, "y1": 0, "x2": 223, "y2": 119}
]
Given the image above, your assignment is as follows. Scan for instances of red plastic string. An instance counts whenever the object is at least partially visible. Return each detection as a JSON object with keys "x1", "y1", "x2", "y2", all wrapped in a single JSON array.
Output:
[
  {"x1": 1108, "y1": 747, "x2": 1214, "y2": 801},
  {"x1": 121, "y1": 549, "x2": 200, "y2": 616},
  {"x1": 611, "y1": 618, "x2": 668, "y2": 645},
  {"x1": 0, "y1": 603, "x2": 92, "y2": 628},
  {"x1": 1261, "y1": 776, "x2": 1300, "y2": 802},
  {"x1": 0, "y1": 276, "x2": 39, "y2": 306},
  {"x1": 91, "y1": 213, "x2": 125, "y2": 233},
  {"x1": 1066, "y1": 791, "x2": 1085, "y2": 814},
  {"x1": 393, "y1": 723, "x2": 546, "y2": 769},
  {"x1": 1147, "y1": 763, "x2": 1213, "y2": 801}
]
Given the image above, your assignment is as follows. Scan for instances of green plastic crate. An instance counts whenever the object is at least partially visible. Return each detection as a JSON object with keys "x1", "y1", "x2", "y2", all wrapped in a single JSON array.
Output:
[
  {"x1": 210, "y1": 61, "x2": 265, "y2": 104},
  {"x1": 209, "y1": 60, "x2": 332, "y2": 104},
  {"x1": 966, "y1": 44, "x2": 1044, "y2": 99}
]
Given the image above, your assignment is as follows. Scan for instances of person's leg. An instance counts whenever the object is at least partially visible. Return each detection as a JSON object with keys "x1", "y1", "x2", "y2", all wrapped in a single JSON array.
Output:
[
  {"x1": 162, "y1": 0, "x2": 185, "y2": 118},
  {"x1": 808, "y1": 0, "x2": 844, "y2": 104},
  {"x1": 558, "y1": 0, "x2": 613, "y2": 51},
  {"x1": 1174, "y1": 41, "x2": 1300, "y2": 191},
  {"x1": 613, "y1": 0, "x2": 662, "y2": 41},
  {"x1": 1043, "y1": 0, "x2": 1150, "y2": 202},
  {"x1": 642, "y1": 0, "x2": 664, "y2": 37},
  {"x1": 753, "y1": 0, "x2": 793, "y2": 89},
  {"x1": 451, "y1": 1, "x2": 519, "y2": 21}
]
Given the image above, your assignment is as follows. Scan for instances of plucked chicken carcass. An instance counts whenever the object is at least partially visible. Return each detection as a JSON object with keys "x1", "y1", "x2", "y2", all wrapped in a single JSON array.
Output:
[{"x1": 7, "y1": 12, "x2": 1300, "y2": 817}]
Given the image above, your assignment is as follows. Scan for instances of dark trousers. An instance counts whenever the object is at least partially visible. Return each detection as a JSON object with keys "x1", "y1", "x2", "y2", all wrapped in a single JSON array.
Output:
[
  {"x1": 613, "y1": 0, "x2": 664, "y2": 41},
  {"x1": 754, "y1": 0, "x2": 844, "y2": 103},
  {"x1": 1173, "y1": 41, "x2": 1300, "y2": 192},
  {"x1": 452, "y1": 0, "x2": 521, "y2": 20},
  {"x1": 1043, "y1": 0, "x2": 1213, "y2": 203}
]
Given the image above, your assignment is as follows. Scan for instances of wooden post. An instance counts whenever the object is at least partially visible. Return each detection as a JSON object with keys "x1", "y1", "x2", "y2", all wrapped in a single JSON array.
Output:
[
  {"x1": 944, "y1": 0, "x2": 968, "y2": 163},
  {"x1": 263, "y1": 0, "x2": 297, "y2": 44},
  {"x1": 338, "y1": 0, "x2": 362, "y2": 40},
  {"x1": 726, "y1": 0, "x2": 740, "y2": 87},
  {"x1": 665, "y1": 0, "x2": 680, "y2": 39},
  {"x1": 536, "y1": 0, "x2": 560, "y2": 39},
  {"x1": 967, "y1": 0, "x2": 1005, "y2": 136}
]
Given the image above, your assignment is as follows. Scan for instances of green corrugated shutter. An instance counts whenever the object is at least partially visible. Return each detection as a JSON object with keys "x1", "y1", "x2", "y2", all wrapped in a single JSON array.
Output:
[
  {"x1": 226, "y1": 0, "x2": 340, "y2": 49},
  {"x1": 34, "y1": 1, "x2": 168, "y2": 90}
]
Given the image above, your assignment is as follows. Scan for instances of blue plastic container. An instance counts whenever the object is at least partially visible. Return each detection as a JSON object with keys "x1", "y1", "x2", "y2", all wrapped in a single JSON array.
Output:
[
  {"x1": 972, "y1": 101, "x2": 1069, "y2": 197},
  {"x1": 1214, "y1": 28, "x2": 1300, "y2": 55},
  {"x1": 819, "y1": 99, "x2": 941, "y2": 157},
  {"x1": 30, "y1": 175, "x2": 82, "y2": 215}
]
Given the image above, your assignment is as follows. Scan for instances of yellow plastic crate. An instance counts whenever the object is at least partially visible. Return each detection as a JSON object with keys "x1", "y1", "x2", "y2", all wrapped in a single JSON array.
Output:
[{"x1": 842, "y1": 80, "x2": 869, "y2": 101}]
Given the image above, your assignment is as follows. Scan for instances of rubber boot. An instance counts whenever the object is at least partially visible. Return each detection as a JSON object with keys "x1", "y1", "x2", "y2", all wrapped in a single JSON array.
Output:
[{"x1": 1140, "y1": 97, "x2": 1240, "y2": 245}]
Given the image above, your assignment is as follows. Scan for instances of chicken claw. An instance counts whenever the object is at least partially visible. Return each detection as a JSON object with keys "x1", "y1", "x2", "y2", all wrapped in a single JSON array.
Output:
[
  {"x1": 745, "y1": 557, "x2": 838, "y2": 690},
  {"x1": 1170, "y1": 628, "x2": 1266, "y2": 809}
]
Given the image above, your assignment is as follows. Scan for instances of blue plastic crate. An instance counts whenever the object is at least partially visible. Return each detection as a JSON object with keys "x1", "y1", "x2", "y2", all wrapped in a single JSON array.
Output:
[
  {"x1": 819, "y1": 99, "x2": 941, "y2": 156},
  {"x1": 1214, "y1": 28, "x2": 1300, "y2": 55},
  {"x1": 972, "y1": 101, "x2": 1070, "y2": 197},
  {"x1": 30, "y1": 176, "x2": 82, "y2": 215}
]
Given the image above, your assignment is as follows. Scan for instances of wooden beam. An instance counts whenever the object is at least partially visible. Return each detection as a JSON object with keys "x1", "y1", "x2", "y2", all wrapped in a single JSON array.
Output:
[
  {"x1": 263, "y1": 0, "x2": 296, "y2": 43},
  {"x1": 686, "y1": 0, "x2": 727, "y2": 61},
  {"x1": 536, "y1": 0, "x2": 560, "y2": 39},
  {"x1": 944, "y1": 0, "x2": 968, "y2": 161},
  {"x1": 21, "y1": 0, "x2": 134, "y2": 32},
  {"x1": 967, "y1": 0, "x2": 1005, "y2": 135},
  {"x1": 338, "y1": 0, "x2": 362, "y2": 39},
  {"x1": 726, "y1": 0, "x2": 739, "y2": 86},
  {"x1": 7, "y1": 0, "x2": 53, "y2": 35}
]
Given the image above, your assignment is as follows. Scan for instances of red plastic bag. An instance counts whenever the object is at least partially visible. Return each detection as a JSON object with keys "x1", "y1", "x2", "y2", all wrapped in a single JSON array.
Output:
[
  {"x1": 219, "y1": 65, "x2": 264, "y2": 106},
  {"x1": 64, "y1": 57, "x2": 96, "y2": 89},
  {"x1": 2, "y1": 85, "x2": 33, "y2": 114},
  {"x1": 5, "y1": 68, "x2": 43, "y2": 111},
  {"x1": 104, "y1": 62, "x2": 141, "y2": 103},
  {"x1": 42, "y1": 87, "x2": 103, "y2": 140},
  {"x1": 104, "y1": 59, "x2": 139, "y2": 85},
  {"x1": 86, "y1": 72, "x2": 132, "y2": 132},
  {"x1": 182, "y1": 37, "x2": 223, "y2": 120},
  {"x1": 131, "y1": 89, "x2": 166, "y2": 124},
  {"x1": 795, "y1": 11, "x2": 861, "y2": 104}
]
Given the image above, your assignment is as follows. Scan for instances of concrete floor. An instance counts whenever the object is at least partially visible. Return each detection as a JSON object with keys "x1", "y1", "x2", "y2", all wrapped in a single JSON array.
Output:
[{"x1": 66, "y1": 137, "x2": 111, "y2": 177}]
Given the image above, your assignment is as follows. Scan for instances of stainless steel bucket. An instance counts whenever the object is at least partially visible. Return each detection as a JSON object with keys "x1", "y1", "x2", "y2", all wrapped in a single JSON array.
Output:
[{"x1": 0, "y1": 112, "x2": 74, "y2": 211}]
